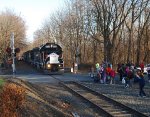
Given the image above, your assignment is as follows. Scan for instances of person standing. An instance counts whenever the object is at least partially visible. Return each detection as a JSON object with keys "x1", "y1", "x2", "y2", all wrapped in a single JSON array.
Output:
[
  {"x1": 117, "y1": 63, "x2": 122, "y2": 81},
  {"x1": 140, "y1": 62, "x2": 144, "y2": 73},
  {"x1": 95, "y1": 63, "x2": 100, "y2": 72},
  {"x1": 125, "y1": 66, "x2": 130, "y2": 88},
  {"x1": 110, "y1": 69, "x2": 116, "y2": 84},
  {"x1": 90, "y1": 66, "x2": 95, "y2": 78},
  {"x1": 106, "y1": 64, "x2": 112, "y2": 83},
  {"x1": 94, "y1": 63, "x2": 100, "y2": 82},
  {"x1": 147, "y1": 67, "x2": 150, "y2": 83},
  {"x1": 136, "y1": 69, "x2": 146, "y2": 97}
]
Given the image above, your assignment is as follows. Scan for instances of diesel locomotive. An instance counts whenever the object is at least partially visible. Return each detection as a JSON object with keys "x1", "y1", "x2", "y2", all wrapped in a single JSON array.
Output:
[{"x1": 23, "y1": 43, "x2": 64, "y2": 74}]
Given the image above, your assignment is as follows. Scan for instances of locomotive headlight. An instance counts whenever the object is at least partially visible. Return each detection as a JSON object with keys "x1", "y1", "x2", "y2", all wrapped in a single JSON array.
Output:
[
  {"x1": 59, "y1": 64, "x2": 63, "y2": 68},
  {"x1": 47, "y1": 64, "x2": 51, "y2": 68}
]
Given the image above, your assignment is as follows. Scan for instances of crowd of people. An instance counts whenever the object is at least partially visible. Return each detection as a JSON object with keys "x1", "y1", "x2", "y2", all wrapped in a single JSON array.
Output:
[
  {"x1": 93, "y1": 62, "x2": 116, "y2": 84},
  {"x1": 90, "y1": 61, "x2": 150, "y2": 97}
]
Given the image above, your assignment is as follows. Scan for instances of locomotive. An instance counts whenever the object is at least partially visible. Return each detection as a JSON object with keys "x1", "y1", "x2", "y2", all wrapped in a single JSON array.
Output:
[{"x1": 23, "y1": 43, "x2": 64, "y2": 74}]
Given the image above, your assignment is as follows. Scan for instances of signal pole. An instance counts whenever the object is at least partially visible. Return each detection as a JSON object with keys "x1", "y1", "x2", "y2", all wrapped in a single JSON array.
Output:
[
  {"x1": 10, "y1": 32, "x2": 16, "y2": 74},
  {"x1": 74, "y1": 47, "x2": 79, "y2": 74}
]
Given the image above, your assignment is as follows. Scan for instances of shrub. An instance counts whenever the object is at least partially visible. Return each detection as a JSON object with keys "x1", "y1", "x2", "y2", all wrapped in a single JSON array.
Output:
[{"x1": 0, "y1": 83, "x2": 26, "y2": 117}]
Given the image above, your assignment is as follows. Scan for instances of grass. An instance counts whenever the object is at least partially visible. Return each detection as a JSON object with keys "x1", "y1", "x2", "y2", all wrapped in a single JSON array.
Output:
[{"x1": 0, "y1": 78, "x2": 5, "y2": 87}]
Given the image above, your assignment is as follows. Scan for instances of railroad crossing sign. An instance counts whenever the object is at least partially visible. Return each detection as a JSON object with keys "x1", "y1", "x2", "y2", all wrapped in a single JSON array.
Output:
[{"x1": 6, "y1": 47, "x2": 11, "y2": 54}]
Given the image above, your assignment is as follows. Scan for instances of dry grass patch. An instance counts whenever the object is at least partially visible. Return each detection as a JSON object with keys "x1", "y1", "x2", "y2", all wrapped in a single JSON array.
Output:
[{"x1": 0, "y1": 83, "x2": 26, "y2": 117}]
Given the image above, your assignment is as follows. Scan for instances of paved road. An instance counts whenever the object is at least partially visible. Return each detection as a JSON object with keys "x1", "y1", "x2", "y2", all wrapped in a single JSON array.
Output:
[
  {"x1": 1, "y1": 61, "x2": 150, "y2": 83},
  {"x1": 0, "y1": 61, "x2": 93, "y2": 84}
]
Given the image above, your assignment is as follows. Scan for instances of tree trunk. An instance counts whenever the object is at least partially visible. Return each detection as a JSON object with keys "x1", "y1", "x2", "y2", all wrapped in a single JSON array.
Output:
[
  {"x1": 136, "y1": 37, "x2": 141, "y2": 66},
  {"x1": 107, "y1": 40, "x2": 113, "y2": 64},
  {"x1": 104, "y1": 35, "x2": 112, "y2": 64},
  {"x1": 127, "y1": 30, "x2": 132, "y2": 63},
  {"x1": 93, "y1": 41, "x2": 97, "y2": 64}
]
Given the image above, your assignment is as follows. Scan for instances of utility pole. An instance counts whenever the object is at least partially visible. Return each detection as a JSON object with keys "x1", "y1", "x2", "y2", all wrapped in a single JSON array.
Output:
[{"x1": 10, "y1": 32, "x2": 16, "y2": 74}]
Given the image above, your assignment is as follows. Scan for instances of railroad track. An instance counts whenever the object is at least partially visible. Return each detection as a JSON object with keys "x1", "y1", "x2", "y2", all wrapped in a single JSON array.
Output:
[
  {"x1": 60, "y1": 81, "x2": 148, "y2": 117},
  {"x1": 9, "y1": 78, "x2": 71, "y2": 117}
]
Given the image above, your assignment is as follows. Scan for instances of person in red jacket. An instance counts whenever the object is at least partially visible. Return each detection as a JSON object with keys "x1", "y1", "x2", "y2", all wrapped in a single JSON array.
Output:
[
  {"x1": 140, "y1": 62, "x2": 144, "y2": 73},
  {"x1": 106, "y1": 64, "x2": 112, "y2": 83},
  {"x1": 110, "y1": 69, "x2": 116, "y2": 84}
]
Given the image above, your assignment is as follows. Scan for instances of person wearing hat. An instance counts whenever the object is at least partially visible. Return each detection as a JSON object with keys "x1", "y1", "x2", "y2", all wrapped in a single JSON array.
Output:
[{"x1": 136, "y1": 68, "x2": 146, "y2": 97}]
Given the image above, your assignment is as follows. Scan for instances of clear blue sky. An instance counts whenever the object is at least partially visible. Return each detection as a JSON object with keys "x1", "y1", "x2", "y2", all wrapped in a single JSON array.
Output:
[{"x1": 0, "y1": 0, "x2": 65, "y2": 42}]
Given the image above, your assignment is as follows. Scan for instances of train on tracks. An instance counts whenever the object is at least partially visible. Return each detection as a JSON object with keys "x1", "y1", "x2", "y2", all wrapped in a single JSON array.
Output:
[{"x1": 23, "y1": 43, "x2": 64, "y2": 74}]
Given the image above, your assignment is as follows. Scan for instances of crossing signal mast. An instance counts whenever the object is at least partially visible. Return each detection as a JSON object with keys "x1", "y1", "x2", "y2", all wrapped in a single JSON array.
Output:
[{"x1": 10, "y1": 32, "x2": 16, "y2": 74}]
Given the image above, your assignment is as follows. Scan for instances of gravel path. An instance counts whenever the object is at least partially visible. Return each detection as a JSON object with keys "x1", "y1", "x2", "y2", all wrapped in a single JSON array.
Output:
[{"x1": 82, "y1": 81, "x2": 150, "y2": 116}]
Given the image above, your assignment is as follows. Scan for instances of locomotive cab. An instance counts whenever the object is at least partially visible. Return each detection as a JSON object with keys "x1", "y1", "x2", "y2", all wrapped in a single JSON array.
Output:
[{"x1": 40, "y1": 43, "x2": 64, "y2": 74}]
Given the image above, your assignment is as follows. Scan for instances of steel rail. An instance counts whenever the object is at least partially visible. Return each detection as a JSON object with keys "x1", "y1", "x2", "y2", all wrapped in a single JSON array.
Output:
[
  {"x1": 75, "y1": 81, "x2": 149, "y2": 117},
  {"x1": 60, "y1": 81, "x2": 113, "y2": 117},
  {"x1": 61, "y1": 81, "x2": 148, "y2": 117}
]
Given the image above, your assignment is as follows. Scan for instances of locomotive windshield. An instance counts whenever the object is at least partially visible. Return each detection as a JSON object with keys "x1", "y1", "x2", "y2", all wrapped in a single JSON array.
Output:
[{"x1": 40, "y1": 43, "x2": 62, "y2": 54}]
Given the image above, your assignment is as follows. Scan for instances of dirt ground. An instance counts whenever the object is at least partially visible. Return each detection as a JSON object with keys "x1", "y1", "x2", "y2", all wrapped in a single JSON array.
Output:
[
  {"x1": 6, "y1": 78, "x2": 101, "y2": 117},
  {"x1": 0, "y1": 61, "x2": 99, "y2": 117},
  {"x1": 10, "y1": 78, "x2": 74, "y2": 117},
  {"x1": 1, "y1": 61, "x2": 149, "y2": 117}
]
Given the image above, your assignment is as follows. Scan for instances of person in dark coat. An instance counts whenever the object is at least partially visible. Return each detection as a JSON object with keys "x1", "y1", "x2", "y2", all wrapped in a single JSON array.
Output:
[
  {"x1": 147, "y1": 67, "x2": 150, "y2": 83},
  {"x1": 136, "y1": 68, "x2": 146, "y2": 97}
]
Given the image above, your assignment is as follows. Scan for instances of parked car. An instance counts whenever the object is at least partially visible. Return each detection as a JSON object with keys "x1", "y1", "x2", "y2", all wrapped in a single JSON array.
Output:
[
  {"x1": 146, "y1": 64, "x2": 150, "y2": 73},
  {"x1": 136, "y1": 64, "x2": 150, "y2": 74}
]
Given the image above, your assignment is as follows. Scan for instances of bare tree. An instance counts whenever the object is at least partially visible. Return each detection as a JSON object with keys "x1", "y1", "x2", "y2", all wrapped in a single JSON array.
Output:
[
  {"x1": 125, "y1": 0, "x2": 150, "y2": 64},
  {"x1": 0, "y1": 9, "x2": 27, "y2": 62},
  {"x1": 136, "y1": 5, "x2": 150, "y2": 65},
  {"x1": 32, "y1": 0, "x2": 150, "y2": 68},
  {"x1": 88, "y1": 0, "x2": 134, "y2": 64}
]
